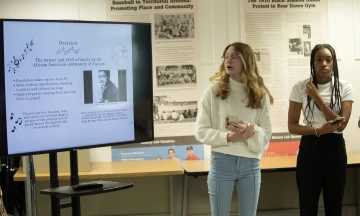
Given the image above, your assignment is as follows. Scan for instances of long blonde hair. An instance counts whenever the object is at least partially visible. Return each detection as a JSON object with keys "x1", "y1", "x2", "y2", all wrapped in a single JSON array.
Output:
[{"x1": 209, "y1": 42, "x2": 274, "y2": 109}]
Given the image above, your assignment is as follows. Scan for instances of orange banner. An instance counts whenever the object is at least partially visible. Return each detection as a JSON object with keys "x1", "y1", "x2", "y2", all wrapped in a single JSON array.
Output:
[{"x1": 264, "y1": 141, "x2": 300, "y2": 157}]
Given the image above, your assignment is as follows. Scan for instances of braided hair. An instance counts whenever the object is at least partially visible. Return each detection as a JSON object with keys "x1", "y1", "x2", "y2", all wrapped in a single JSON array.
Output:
[{"x1": 304, "y1": 44, "x2": 342, "y2": 126}]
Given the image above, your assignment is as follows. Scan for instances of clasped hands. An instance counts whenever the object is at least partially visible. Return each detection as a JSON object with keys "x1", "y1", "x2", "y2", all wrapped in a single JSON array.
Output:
[{"x1": 226, "y1": 120, "x2": 255, "y2": 142}]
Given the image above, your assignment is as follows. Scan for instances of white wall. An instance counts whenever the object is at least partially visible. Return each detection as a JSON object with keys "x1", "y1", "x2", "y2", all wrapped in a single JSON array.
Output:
[
  {"x1": 1, "y1": 0, "x2": 360, "y2": 215},
  {"x1": 200, "y1": 0, "x2": 360, "y2": 157},
  {"x1": 327, "y1": 0, "x2": 360, "y2": 153}
]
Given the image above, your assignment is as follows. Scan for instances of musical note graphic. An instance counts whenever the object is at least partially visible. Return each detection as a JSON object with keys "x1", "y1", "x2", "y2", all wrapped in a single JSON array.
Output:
[
  {"x1": 15, "y1": 118, "x2": 22, "y2": 125},
  {"x1": 6, "y1": 39, "x2": 34, "y2": 74},
  {"x1": 27, "y1": 42, "x2": 33, "y2": 52},
  {"x1": 9, "y1": 112, "x2": 23, "y2": 133},
  {"x1": 7, "y1": 63, "x2": 12, "y2": 73},
  {"x1": 12, "y1": 56, "x2": 20, "y2": 68},
  {"x1": 56, "y1": 46, "x2": 81, "y2": 55}
]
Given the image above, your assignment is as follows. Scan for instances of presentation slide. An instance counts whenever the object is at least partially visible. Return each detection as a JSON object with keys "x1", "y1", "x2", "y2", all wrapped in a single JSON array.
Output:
[{"x1": 3, "y1": 21, "x2": 135, "y2": 155}]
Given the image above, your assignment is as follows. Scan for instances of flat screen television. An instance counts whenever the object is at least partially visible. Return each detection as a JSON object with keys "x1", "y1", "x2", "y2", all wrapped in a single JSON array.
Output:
[{"x1": 0, "y1": 19, "x2": 154, "y2": 158}]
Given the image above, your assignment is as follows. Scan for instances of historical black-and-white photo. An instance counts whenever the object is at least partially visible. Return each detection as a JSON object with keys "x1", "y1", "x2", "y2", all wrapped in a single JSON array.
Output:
[
  {"x1": 96, "y1": 70, "x2": 119, "y2": 103},
  {"x1": 254, "y1": 52, "x2": 261, "y2": 62},
  {"x1": 303, "y1": 25, "x2": 311, "y2": 39},
  {"x1": 156, "y1": 64, "x2": 196, "y2": 88},
  {"x1": 154, "y1": 13, "x2": 195, "y2": 39},
  {"x1": 303, "y1": 41, "x2": 311, "y2": 57},
  {"x1": 153, "y1": 96, "x2": 197, "y2": 124},
  {"x1": 289, "y1": 38, "x2": 303, "y2": 55},
  {"x1": 253, "y1": 48, "x2": 272, "y2": 75},
  {"x1": 86, "y1": 69, "x2": 127, "y2": 104}
]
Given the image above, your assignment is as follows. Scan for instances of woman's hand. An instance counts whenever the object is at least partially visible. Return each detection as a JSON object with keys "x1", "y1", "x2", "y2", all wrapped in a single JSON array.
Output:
[
  {"x1": 306, "y1": 82, "x2": 321, "y2": 101},
  {"x1": 317, "y1": 119, "x2": 345, "y2": 135},
  {"x1": 226, "y1": 120, "x2": 255, "y2": 141},
  {"x1": 226, "y1": 120, "x2": 248, "y2": 134}
]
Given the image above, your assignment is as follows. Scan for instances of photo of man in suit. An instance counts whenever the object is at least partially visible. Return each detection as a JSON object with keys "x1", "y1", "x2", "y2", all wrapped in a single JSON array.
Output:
[{"x1": 97, "y1": 70, "x2": 119, "y2": 103}]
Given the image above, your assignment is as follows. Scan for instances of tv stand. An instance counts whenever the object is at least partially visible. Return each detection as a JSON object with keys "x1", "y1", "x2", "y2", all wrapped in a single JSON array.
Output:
[{"x1": 40, "y1": 150, "x2": 133, "y2": 216}]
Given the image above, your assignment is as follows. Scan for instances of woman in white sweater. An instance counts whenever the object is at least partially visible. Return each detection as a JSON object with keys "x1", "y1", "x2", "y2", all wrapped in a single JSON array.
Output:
[{"x1": 195, "y1": 42, "x2": 274, "y2": 216}]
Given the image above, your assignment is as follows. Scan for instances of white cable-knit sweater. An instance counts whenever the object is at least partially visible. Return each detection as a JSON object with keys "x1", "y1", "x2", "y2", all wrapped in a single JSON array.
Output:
[{"x1": 195, "y1": 78, "x2": 272, "y2": 159}]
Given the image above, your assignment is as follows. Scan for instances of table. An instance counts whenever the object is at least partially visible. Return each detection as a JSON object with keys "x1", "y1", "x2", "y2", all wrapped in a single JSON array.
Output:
[
  {"x1": 13, "y1": 153, "x2": 360, "y2": 216},
  {"x1": 14, "y1": 159, "x2": 185, "y2": 181},
  {"x1": 15, "y1": 159, "x2": 185, "y2": 216},
  {"x1": 178, "y1": 152, "x2": 360, "y2": 176},
  {"x1": 178, "y1": 152, "x2": 360, "y2": 216}
]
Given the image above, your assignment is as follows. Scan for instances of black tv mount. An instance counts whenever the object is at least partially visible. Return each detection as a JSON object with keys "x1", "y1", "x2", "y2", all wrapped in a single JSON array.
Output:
[{"x1": 39, "y1": 150, "x2": 133, "y2": 216}]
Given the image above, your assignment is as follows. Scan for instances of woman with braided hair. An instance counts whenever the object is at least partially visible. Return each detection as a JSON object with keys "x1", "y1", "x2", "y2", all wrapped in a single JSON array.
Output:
[{"x1": 288, "y1": 44, "x2": 354, "y2": 215}]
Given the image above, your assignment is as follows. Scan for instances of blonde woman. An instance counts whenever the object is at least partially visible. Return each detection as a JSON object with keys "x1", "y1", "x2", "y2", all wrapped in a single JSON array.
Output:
[{"x1": 195, "y1": 42, "x2": 274, "y2": 216}]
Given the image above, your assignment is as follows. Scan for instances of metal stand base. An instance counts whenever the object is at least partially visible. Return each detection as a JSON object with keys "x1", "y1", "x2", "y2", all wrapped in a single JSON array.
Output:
[
  {"x1": 25, "y1": 155, "x2": 37, "y2": 216},
  {"x1": 49, "y1": 150, "x2": 81, "y2": 216}
]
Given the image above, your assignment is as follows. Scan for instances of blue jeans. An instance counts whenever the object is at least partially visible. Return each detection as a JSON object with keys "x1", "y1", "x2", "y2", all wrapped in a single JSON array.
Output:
[{"x1": 207, "y1": 152, "x2": 261, "y2": 216}]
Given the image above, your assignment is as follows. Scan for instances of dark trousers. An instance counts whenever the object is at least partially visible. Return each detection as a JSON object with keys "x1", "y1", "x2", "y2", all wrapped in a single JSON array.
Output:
[{"x1": 296, "y1": 133, "x2": 347, "y2": 216}]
